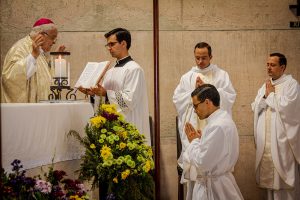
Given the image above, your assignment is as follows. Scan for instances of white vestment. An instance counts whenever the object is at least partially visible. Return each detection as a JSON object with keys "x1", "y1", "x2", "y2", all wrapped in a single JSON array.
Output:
[
  {"x1": 182, "y1": 109, "x2": 244, "y2": 200},
  {"x1": 173, "y1": 64, "x2": 236, "y2": 165},
  {"x1": 252, "y1": 74, "x2": 300, "y2": 199},
  {"x1": 1, "y1": 36, "x2": 52, "y2": 102},
  {"x1": 101, "y1": 59, "x2": 151, "y2": 146}
]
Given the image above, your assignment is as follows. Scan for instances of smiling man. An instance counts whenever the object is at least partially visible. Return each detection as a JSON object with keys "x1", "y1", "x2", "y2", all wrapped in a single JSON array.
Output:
[
  {"x1": 252, "y1": 53, "x2": 300, "y2": 199},
  {"x1": 1, "y1": 18, "x2": 65, "y2": 103}
]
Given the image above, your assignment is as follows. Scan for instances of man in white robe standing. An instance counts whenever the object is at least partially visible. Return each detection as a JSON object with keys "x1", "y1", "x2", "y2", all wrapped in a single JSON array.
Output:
[
  {"x1": 173, "y1": 42, "x2": 236, "y2": 198},
  {"x1": 183, "y1": 84, "x2": 243, "y2": 200},
  {"x1": 252, "y1": 53, "x2": 300, "y2": 200},
  {"x1": 86, "y1": 28, "x2": 151, "y2": 146}
]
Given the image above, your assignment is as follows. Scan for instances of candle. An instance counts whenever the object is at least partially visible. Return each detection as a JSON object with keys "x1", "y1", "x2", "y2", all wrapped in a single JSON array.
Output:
[
  {"x1": 55, "y1": 55, "x2": 67, "y2": 77},
  {"x1": 68, "y1": 62, "x2": 70, "y2": 86}
]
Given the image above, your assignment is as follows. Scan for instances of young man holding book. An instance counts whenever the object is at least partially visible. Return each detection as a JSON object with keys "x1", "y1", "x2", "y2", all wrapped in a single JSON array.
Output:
[{"x1": 82, "y1": 28, "x2": 151, "y2": 146}]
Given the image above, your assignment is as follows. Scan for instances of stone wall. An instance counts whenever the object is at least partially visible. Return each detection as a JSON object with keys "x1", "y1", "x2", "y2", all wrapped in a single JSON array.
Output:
[{"x1": 1, "y1": 0, "x2": 300, "y2": 199}]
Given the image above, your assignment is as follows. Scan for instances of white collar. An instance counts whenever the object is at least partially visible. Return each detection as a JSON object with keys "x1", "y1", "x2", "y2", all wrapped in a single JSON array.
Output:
[
  {"x1": 270, "y1": 74, "x2": 291, "y2": 86},
  {"x1": 191, "y1": 64, "x2": 215, "y2": 74},
  {"x1": 206, "y1": 108, "x2": 222, "y2": 123}
]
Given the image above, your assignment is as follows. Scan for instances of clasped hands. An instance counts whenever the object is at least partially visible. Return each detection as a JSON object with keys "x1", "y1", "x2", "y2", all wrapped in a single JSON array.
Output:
[
  {"x1": 265, "y1": 79, "x2": 275, "y2": 98},
  {"x1": 185, "y1": 122, "x2": 202, "y2": 143},
  {"x1": 195, "y1": 76, "x2": 204, "y2": 88}
]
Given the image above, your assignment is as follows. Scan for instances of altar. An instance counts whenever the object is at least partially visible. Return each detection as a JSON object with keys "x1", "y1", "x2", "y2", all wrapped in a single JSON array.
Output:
[{"x1": 1, "y1": 102, "x2": 94, "y2": 171}]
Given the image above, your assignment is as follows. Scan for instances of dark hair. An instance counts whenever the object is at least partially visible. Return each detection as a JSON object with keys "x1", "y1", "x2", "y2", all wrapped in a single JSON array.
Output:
[
  {"x1": 104, "y1": 28, "x2": 131, "y2": 49},
  {"x1": 270, "y1": 53, "x2": 287, "y2": 66},
  {"x1": 191, "y1": 84, "x2": 220, "y2": 107},
  {"x1": 194, "y1": 42, "x2": 212, "y2": 57}
]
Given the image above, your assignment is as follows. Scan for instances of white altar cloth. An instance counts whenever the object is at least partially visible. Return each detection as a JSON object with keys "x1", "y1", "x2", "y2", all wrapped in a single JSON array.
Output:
[{"x1": 1, "y1": 102, "x2": 94, "y2": 171}]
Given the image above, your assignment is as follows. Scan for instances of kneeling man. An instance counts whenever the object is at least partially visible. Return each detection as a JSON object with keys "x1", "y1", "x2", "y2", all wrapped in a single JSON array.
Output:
[{"x1": 182, "y1": 84, "x2": 243, "y2": 200}]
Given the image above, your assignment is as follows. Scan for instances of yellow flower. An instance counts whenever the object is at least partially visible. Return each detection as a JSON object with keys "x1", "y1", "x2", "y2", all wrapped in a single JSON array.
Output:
[
  {"x1": 143, "y1": 160, "x2": 151, "y2": 173},
  {"x1": 148, "y1": 148, "x2": 153, "y2": 157},
  {"x1": 121, "y1": 169, "x2": 130, "y2": 180},
  {"x1": 120, "y1": 131, "x2": 128, "y2": 139},
  {"x1": 69, "y1": 195, "x2": 82, "y2": 200},
  {"x1": 119, "y1": 142, "x2": 126, "y2": 149},
  {"x1": 101, "y1": 145, "x2": 112, "y2": 160},
  {"x1": 113, "y1": 177, "x2": 118, "y2": 183},
  {"x1": 90, "y1": 144, "x2": 96, "y2": 149},
  {"x1": 90, "y1": 116, "x2": 106, "y2": 128},
  {"x1": 101, "y1": 104, "x2": 118, "y2": 114}
]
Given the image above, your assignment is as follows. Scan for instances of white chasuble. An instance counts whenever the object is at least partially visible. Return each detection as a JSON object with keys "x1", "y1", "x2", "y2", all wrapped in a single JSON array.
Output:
[
  {"x1": 1, "y1": 36, "x2": 52, "y2": 103},
  {"x1": 102, "y1": 60, "x2": 151, "y2": 146},
  {"x1": 173, "y1": 64, "x2": 236, "y2": 166},
  {"x1": 252, "y1": 74, "x2": 300, "y2": 199}
]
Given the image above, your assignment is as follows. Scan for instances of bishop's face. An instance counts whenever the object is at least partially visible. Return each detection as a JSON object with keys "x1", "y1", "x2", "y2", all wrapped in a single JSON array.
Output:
[
  {"x1": 266, "y1": 56, "x2": 285, "y2": 80},
  {"x1": 41, "y1": 28, "x2": 57, "y2": 52},
  {"x1": 194, "y1": 47, "x2": 212, "y2": 69}
]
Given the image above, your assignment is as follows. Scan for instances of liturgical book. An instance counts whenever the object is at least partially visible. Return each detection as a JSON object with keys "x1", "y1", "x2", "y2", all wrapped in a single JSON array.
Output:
[{"x1": 74, "y1": 61, "x2": 110, "y2": 88}]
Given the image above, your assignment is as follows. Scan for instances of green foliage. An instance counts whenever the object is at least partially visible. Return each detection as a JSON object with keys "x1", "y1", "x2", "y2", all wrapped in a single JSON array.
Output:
[{"x1": 69, "y1": 104, "x2": 155, "y2": 199}]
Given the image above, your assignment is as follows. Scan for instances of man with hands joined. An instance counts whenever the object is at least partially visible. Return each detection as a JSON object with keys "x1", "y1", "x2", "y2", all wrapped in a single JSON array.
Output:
[
  {"x1": 252, "y1": 53, "x2": 300, "y2": 199},
  {"x1": 183, "y1": 84, "x2": 243, "y2": 200}
]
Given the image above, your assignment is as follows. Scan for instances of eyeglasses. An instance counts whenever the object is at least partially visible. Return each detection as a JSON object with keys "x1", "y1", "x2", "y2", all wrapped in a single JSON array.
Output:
[
  {"x1": 193, "y1": 102, "x2": 202, "y2": 109},
  {"x1": 105, "y1": 42, "x2": 118, "y2": 48},
  {"x1": 41, "y1": 32, "x2": 57, "y2": 43}
]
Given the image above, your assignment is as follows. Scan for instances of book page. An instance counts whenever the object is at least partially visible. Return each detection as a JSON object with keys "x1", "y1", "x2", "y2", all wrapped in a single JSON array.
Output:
[{"x1": 74, "y1": 61, "x2": 110, "y2": 88}]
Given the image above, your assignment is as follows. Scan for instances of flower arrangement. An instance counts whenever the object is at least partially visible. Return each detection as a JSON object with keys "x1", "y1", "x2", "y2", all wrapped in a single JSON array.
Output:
[
  {"x1": 69, "y1": 104, "x2": 155, "y2": 200},
  {"x1": 0, "y1": 159, "x2": 89, "y2": 200}
]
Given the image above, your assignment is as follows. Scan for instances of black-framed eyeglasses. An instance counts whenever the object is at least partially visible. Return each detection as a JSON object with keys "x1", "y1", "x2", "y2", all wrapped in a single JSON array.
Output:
[
  {"x1": 105, "y1": 42, "x2": 118, "y2": 48},
  {"x1": 41, "y1": 32, "x2": 57, "y2": 42},
  {"x1": 193, "y1": 102, "x2": 202, "y2": 109}
]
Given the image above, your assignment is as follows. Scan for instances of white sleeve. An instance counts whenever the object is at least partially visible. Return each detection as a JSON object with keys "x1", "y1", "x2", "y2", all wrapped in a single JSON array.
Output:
[
  {"x1": 216, "y1": 72, "x2": 236, "y2": 115},
  {"x1": 173, "y1": 75, "x2": 194, "y2": 117},
  {"x1": 106, "y1": 67, "x2": 144, "y2": 112},
  {"x1": 26, "y1": 54, "x2": 37, "y2": 79},
  {"x1": 187, "y1": 126, "x2": 227, "y2": 171}
]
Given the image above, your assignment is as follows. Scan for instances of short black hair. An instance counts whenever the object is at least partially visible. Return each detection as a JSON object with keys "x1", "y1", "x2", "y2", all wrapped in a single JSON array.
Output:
[
  {"x1": 194, "y1": 42, "x2": 212, "y2": 57},
  {"x1": 191, "y1": 84, "x2": 220, "y2": 107},
  {"x1": 270, "y1": 52, "x2": 287, "y2": 66},
  {"x1": 104, "y1": 28, "x2": 131, "y2": 49}
]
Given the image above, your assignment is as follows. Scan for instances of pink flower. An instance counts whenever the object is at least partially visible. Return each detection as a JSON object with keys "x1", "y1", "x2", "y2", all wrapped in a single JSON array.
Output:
[
  {"x1": 34, "y1": 180, "x2": 52, "y2": 194},
  {"x1": 76, "y1": 183, "x2": 86, "y2": 193}
]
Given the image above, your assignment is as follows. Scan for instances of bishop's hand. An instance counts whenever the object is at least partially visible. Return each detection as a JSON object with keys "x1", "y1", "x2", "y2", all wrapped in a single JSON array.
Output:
[
  {"x1": 31, "y1": 34, "x2": 45, "y2": 59},
  {"x1": 57, "y1": 45, "x2": 66, "y2": 52}
]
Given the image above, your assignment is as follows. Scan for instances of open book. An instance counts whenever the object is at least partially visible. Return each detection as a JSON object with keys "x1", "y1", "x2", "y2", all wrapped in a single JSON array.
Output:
[{"x1": 74, "y1": 61, "x2": 111, "y2": 88}]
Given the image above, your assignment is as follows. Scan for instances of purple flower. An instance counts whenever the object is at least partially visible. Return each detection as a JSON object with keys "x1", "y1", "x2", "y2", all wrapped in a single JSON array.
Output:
[
  {"x1": 53, "y1": 170, "x2": 67, "y2": 181},
  {"x1": 51, "y1": 185, "x2": 65, "y2": 198},
  {"x1": 10, "y1": 159, "x2": 24, "y2": 172},
  {"x1": 102, "y1": 112, "x2": 119, "y2": 121},
  {"x1": 106, "y1": 193, "x2": 116, "y2": 200},
  {"x1": 24, "y1": 177, "x2": 36, "y2": 188}
]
